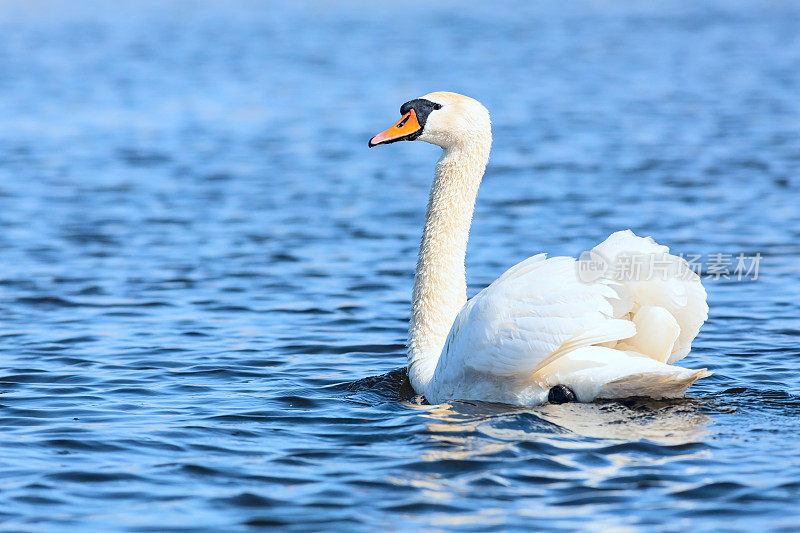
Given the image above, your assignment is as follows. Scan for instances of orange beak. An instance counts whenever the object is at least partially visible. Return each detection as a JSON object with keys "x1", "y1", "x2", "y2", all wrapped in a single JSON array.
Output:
[{"x1": 368, "y1": 109, "x2": 422, "y2": 147}]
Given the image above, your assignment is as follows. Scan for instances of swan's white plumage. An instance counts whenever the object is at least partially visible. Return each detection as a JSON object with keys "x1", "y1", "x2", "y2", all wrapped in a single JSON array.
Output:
[
  {"x1": 372, "y1": 91, "x2": 709, "y2": 405},
  {"x1": 423, "y1": 239, "x2": 710, "y2": 405},
  {"x1": 618, "y1": 306, "x2": 680, "y2": 364},
  {"x1": 591, "y1": 230, "x2": 709, "y2": 364},
  {"x1": 439, "y1": 255, "x2": 633, "y2": 378},
  {"x1": 537, "y1": 347, "x2": 710, "y2": 403}
]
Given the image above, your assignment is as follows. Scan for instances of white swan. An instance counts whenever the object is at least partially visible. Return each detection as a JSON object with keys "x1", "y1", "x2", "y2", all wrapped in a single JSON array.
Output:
[{"x1": 369, "y1": 92, "x2": 709, "y2": 406}]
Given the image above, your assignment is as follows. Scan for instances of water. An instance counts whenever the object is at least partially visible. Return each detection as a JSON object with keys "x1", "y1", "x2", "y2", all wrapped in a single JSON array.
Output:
[{"x1": 1, "y1": 0, "x2": 799, "y2": 530}]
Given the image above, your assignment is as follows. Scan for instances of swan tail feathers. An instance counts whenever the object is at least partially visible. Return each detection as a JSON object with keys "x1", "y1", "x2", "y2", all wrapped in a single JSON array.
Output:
[{"x1": 599, "y1": 367, "x2": 711, "y2": 399}]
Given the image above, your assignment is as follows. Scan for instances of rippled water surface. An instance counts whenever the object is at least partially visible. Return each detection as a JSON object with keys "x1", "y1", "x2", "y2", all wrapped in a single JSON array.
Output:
[{"x1": 1, "y1": 1, "x2": 800, "y2": 530}]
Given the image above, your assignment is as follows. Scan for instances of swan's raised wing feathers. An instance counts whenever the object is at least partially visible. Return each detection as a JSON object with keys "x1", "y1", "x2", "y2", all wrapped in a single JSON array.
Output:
[{"x1": 592, "y1": 230, "x2": 708, "y2": 363}]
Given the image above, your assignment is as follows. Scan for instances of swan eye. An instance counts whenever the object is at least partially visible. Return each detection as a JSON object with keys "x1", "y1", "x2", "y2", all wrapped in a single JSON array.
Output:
[{"x1": 433, "y1": 103, "x2": 443, "y2": 110}]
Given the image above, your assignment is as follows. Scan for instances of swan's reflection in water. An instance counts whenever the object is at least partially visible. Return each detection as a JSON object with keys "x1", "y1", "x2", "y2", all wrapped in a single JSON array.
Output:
[
  {"x1": 405, "y1": 397, "x2": 710, "y2": 459},
  {"x1": 397, "y1": 397, "x2": 712, "y2": 528}
]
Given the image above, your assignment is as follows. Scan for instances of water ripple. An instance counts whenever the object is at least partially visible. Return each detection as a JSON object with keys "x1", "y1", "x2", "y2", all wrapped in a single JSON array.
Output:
[{"x1": 1, "y1": 0, "x2": 799, "y2": 531}]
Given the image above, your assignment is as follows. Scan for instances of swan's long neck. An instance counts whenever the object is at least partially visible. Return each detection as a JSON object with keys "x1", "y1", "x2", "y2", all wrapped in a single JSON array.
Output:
[{"x1": 407, "y1": 137, "x2": 491, "y2": 394}]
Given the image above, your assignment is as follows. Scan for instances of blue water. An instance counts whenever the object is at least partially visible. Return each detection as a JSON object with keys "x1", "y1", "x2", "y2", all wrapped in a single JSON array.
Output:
[{"x1": 1, "y1": 1, "x2": 800, "y2": 531}]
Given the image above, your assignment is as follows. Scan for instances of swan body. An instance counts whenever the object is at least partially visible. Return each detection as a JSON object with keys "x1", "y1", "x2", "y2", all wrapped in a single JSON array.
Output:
[{"x1": 369, "y1": 92, "x2": 709, "y2": 406}]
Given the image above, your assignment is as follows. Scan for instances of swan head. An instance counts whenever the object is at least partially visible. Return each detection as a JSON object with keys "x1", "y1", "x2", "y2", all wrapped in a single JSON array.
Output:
[{"x1": 369, "y1": 91, "x2": 491, "y2": 150}]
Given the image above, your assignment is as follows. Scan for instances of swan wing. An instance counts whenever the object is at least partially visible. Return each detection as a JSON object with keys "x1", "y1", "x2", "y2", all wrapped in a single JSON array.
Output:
[
  {"x1": 437, "y1": 255, "x2": 636, "y2": 380},
  {"x1": 592, "y1": 230, "x2": 708, "y2": 363}
]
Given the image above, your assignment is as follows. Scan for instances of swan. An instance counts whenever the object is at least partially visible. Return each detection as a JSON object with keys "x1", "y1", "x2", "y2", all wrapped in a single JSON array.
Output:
[{"x1": 369, "y1": 91, "x2": 709, "y2": 406}]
